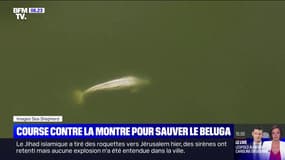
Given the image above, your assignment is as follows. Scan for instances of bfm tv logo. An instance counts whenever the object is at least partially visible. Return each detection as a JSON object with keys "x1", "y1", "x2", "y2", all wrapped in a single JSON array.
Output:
[{"x1": 13, "y1": 7, "x2": 45, "y2": 20}]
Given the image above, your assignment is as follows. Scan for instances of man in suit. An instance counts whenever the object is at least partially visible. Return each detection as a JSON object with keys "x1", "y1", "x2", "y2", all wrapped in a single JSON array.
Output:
[{"x1": 251, "y1": 127, "x2": 263, "y2": 160}]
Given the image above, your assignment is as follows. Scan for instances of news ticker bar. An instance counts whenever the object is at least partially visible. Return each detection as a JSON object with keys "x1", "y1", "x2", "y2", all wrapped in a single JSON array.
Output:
[
  {"x1": 7, "y1": 124, "x2": 285, "y2": 160},
  {"x1": 14, "y1": 124, "x2": 234, "y2": 139},
  {"x1": 0, "y1": 138, "x2": 235, "y2": 160}
]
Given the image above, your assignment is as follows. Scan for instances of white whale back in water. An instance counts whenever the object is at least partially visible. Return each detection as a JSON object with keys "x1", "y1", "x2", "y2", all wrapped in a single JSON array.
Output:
[
  {"x1": 73, "y1": 76, "x2": 149, "y2": 104},
  {"x1": 84, "y1": 76, "x2": 141, "y2": 93}
]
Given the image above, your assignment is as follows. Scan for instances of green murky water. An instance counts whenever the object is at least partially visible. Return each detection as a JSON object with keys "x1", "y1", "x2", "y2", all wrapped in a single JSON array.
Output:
[{"x1": 1, "y1": 1, "x2": 285, "y2": 137}]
